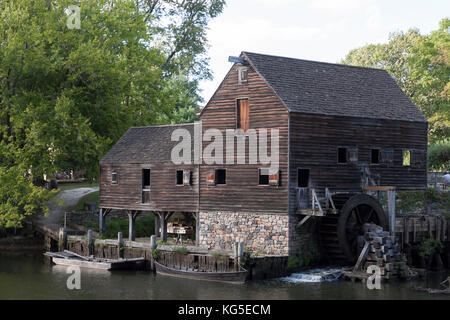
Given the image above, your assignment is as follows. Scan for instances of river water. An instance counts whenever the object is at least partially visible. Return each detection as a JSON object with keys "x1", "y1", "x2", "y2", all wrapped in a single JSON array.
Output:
[{"x1": 1, "y1": 251, "x2": 449, "y2": 300}]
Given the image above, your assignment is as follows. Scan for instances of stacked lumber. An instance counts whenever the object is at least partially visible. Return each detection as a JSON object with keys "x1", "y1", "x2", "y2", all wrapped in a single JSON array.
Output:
[{"x1": 359, "y1": 223, "x2": 414, "y2": 280}]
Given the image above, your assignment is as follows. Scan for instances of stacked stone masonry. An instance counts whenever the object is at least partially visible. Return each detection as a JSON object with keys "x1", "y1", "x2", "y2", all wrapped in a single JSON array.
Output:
[{"x1": 199, "y1": 211, "x2": 290, "y2": 256}]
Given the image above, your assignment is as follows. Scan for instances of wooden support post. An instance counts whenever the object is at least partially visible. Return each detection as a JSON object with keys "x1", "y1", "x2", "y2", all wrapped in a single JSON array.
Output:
[
  {"x1": 443, "y1": 217, "x2": 447, "y2": 242},
  {"x1": 437, "y1": 216, "x2": 441, "y2": 241},
  {"x1": 158, "y1": 212, "x2": 174, "y2": 242},
  {"x1": 99, "y1": 208, "x2": 111, "y2": 235},
  {"x1": 58, "y1": 227, "x2": 67, "y2": 251},
  {"x1": 150, "y1": 235, "x2": 157, "y2": 250},
  {"x1": 150, "y1": 235, "x2": 157, "y2": 271},
  {"x1": 237, "y1": 242, "x2": 244, "y2": 267},
  {"x1": 429, "y1": 217, "x2": 432, "y2": 237},
  {"x1": 87, "y1": 229, "x2": 93, "y2": 256},
  {"x1": 160, "y1": 212, "x2": 167, "y2": 242},
  {"x1": 118, "y1": 232, "x2": 124, "y2": 259},
  {"x1": 127, "y1": 210, "x2": 140, "y2": 242},
  {"x1": 387, "y1": 190, "x2": 396, "y2": 236},
  {"x1": 403, "y1": 217, "x2": 409, "y2": 245},
  {"x1": 154, "y1": 213, "x2": 160, "y2": 237},
  {"x1": 412, "y1": 218, "x2": 416, "y2": 242},
  {"x1": 99, "y1": 208, "x2": 105, "y2": 234}
]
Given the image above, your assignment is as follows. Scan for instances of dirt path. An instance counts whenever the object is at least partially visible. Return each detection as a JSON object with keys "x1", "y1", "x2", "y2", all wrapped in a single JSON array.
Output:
[{"x1": 35, "y1": 187, "x2": 99, "y2": 233}]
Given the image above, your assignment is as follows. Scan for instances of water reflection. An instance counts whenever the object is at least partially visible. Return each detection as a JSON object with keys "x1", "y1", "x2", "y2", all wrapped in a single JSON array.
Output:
[{"x1": 1, "y1": 251, "x2": 449, "y2": 300}]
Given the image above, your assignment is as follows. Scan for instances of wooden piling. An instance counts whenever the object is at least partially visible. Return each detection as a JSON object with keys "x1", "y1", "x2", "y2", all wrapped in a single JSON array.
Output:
[
  {"x1": 118, "y1": 232, "x2": 124, "y2": 259},
  {"x1": 150, "y1": 235, "x2": 157, "y2": 270},
  {"x1": 58, "y1": 228, "x2": 67, "y2": 251},
  {"x1": 237, "y1": 242, "x2": 244, "y2": 267},
  {"x1": 87, "y1": 229, "x2": 93, "y2": 256}
]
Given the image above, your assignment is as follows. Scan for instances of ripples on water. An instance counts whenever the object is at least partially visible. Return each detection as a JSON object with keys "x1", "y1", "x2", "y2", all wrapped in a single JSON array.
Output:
[
  {"x1": 279, "y1": 267, "x2": 352, "y2": 283},
  {"x1": 1, "y1": 251, "x2": 450, "y2": 300}
]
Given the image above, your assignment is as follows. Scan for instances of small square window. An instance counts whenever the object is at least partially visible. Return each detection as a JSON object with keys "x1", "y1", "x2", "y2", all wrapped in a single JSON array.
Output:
[
  {"x1": 176, "y1": 170, "x2": 184, "y2": 185},
  {"x1": 259, "y1": 168, "x2": 269, "y2": 185},
  {"x1": 238, "y1": 67, "x2": 248, "y2": 85},
  {"x1": 403, "y1": 150, "x2": 411, "y2": 166},
  {"x1": 338, "y1": 148, "x2": 347, "y2": 163},
  {"x1": 371, "y1": 149, "x2": 380, "y2": 164},
  {"x1": 215, "y1": 169, "x2": 226, "y2": 185},
  {"x1": 112, "y1": 172, "x2": 118, "y2": 184}
]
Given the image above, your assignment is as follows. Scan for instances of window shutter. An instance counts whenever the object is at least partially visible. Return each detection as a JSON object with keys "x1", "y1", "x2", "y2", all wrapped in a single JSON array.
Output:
[
  {"x1": 348, "y1": 148, "x2": 358, "y2": 163},
  {"x1": 206, "y1": 171, "x2": 216, "y2": 185},
  {"x1": 183, "y1": 170, "x2": 192, "y2": 185},
  {"x1": 380, "y1": 150, "x2": 394, "y2": 164},
  {"x1": 269, "y1": 171, "x2": 280, "y2": 186},
  {"x1": 239, "y1": 99, "x2": 249, "y2": 132}
]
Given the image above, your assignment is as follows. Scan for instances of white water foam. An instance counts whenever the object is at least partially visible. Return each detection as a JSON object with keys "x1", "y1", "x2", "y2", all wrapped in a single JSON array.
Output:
[{"x1": 279, "y1": 267, "x2": 351, "y2": 283}]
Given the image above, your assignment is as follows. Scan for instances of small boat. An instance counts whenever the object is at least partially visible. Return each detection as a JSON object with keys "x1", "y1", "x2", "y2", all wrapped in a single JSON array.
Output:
[
  {"x1": 44, "y1": 251, "x2": 146, "y2": 271},
  {"x1": 154, "y1": 260, "x2": 248, "y2": 284}
]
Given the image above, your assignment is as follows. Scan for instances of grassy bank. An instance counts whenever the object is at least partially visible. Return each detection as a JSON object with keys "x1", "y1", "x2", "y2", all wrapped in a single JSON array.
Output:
[
  {"x1": 85, "y1": 215, "x2": 155, "y2": 239},
  {"x1": 72, "y1": 191, "x2": 99, "y2": 211}
]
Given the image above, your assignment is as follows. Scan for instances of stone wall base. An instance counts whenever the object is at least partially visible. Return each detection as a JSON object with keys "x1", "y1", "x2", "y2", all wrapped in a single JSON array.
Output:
[{"x1": 199, "y1": 211, "x2": 289, "y2": 256}]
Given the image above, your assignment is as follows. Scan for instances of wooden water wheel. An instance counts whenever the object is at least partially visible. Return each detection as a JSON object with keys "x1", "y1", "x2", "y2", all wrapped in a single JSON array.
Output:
[{"x1": 319, "y1": 193, "x2": 388, "y2": 264}]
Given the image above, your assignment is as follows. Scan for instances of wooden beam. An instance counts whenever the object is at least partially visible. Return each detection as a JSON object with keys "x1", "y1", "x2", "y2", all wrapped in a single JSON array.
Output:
[
  {"x1": 296, "y1": 215, "x2": 311, "y2": 228},
  {"x1": 363, "y1": 186, "x2": 396, "y2": 192},
  {"x1": 353, "y1": 242, "x2": 370, "y2": 272},
  {"x1": 387, "y1": 190, "x2": 396, "y2": 235}
]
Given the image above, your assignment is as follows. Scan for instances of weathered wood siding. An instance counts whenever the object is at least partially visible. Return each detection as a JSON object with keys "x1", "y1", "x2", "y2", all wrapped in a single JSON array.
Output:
[
  {"x1": 199, "y1": 63, "x2": 289, "y2": 214},
  {"x1": 288, "y1": 113, "x2": 428, "y2": 214},
  {"x1": 99, "y1": 163, "x2": 199, "y2": 212}
]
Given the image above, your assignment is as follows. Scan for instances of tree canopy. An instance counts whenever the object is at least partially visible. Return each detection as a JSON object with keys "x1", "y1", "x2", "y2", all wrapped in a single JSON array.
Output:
[
  {"x1": 0, "y1": 0, "x2": 224, "y2": 228},
  {"x1": 342, "y1": 18, "x2": 449, "y2": 146}
]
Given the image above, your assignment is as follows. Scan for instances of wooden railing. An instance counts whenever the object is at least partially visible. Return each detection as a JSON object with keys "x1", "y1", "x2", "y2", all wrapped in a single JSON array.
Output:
[{"x1": 296, "y1": 187, "x2": 337, "y2": 216}]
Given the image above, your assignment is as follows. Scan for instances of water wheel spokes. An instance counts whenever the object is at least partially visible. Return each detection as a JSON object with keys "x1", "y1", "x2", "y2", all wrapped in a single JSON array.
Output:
[{"x1": 337, "y1": 194, "x2": 388, "y2": 263}]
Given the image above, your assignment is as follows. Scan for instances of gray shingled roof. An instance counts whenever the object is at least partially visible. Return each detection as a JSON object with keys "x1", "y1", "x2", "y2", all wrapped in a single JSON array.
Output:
[
  {"x1": 100, "y1": 124, "x2": 194, "y2": 164},
  {"x1": 242, "y1": 52, "x2": 427, "y2": 122}
]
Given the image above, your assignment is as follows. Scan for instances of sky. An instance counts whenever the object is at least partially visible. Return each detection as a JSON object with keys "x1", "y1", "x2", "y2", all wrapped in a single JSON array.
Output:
[{"x1": 199, "y1": 0, "x2": 449, "y2": 104}]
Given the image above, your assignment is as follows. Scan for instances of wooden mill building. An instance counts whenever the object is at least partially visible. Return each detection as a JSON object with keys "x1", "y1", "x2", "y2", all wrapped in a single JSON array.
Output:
[{"x1": 99, "y1": 52, "x2": 427, "y2": 261}]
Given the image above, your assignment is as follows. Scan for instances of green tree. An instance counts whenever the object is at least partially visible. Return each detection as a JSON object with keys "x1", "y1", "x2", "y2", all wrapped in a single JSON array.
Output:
[
  {"x1": 342, "y1": 18, "x2": 450, "y2": 145},
  {"x1": 0, "y1": 0, "x2": 224, "y2": 228}
]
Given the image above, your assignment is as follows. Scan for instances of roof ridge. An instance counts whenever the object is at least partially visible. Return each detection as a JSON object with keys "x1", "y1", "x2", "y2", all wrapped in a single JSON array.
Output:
[
  {"x1": 129, "y1": 123, "x2": 194, "y2": 129},
  {"x1": 242, "y1": 51, "x2": 387, "y2": 73}
]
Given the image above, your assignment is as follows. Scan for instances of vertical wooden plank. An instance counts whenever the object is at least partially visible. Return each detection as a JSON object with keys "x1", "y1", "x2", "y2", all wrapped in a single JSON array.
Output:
[
  {"x1": 437, "y1": 216, "x2": 441, "y2": 241},
  {"x1": 404, "y1": 217, "x2": 409, "y2": 245}
]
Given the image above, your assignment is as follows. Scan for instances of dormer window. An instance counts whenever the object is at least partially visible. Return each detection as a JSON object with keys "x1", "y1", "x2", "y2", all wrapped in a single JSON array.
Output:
[{"x1": 238, "y1": 67, "x2": 248, "y2": 85}]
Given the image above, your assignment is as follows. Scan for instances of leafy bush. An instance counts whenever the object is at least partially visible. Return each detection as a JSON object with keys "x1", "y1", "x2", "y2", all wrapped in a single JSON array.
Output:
[
  {"x1": 287, "y1": 249, "x2": 315, "y2": 271},
  {"x1": 152, "y1": 249, "x2": 160, "y2": 260},
  {"x1": 211, "y1": 251, "x2": 229, "y2": 260},
  {"x1": 84, "y1": 214, "x2": 155, "y2": 239},
  {"x1": 0, "y1": 166, "x2": 56, "y2": 229},
  {"x1": 396, "y1": 188, "x2": 450, "y2": 213},
  {"x1": 418, "y1": 237, "x2": 441, "y2": 257},
  {"x1": 428, "y1": 140, "x2": 450, "y2": 171}
]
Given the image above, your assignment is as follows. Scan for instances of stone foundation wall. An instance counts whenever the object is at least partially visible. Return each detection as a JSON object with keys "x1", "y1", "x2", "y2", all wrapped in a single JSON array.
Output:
[
  {"x1": 199, "y1": 211, "x2": 289, "y2": 256},
  {"x1": 199, "y1": 211, "x2": 322, "y2": 259}
]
